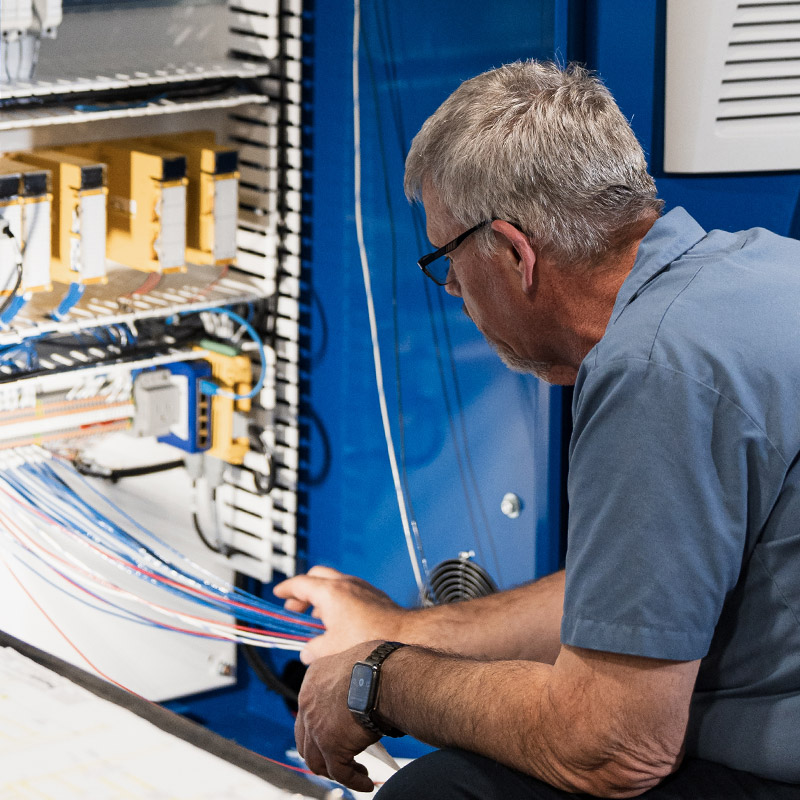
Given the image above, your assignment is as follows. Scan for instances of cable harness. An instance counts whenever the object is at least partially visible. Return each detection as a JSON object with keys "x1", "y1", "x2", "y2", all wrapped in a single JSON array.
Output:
[{"x1": 0, "y1": 447, "x2": 322, "y2": 651}]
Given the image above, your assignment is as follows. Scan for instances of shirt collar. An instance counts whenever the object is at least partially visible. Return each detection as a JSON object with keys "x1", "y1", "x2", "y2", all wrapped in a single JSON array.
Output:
[{"x1": 610, "y1": 206, "x2": 707, "y2": 325}]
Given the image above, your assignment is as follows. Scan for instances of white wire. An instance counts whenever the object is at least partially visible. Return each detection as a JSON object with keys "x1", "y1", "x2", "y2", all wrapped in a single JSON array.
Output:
[
  {"x1": 352, "y1": 0, "x2": 427, "y2": 598},
  {"x1": 0, "y1": 491, "x2": 304, "y2": 651},
  {"x1": 0, "y1": 464, "x2": 311, "y2": 651}
]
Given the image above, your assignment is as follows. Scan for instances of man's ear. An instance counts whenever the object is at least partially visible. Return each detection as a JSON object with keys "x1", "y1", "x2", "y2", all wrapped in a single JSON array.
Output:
[{"x1": 491, "y1": 220, "x2": 536, "y2": 293}]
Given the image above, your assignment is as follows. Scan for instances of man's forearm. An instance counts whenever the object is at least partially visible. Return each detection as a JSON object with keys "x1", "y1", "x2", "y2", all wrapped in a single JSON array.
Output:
[
  {"x1": 379, "y1": 647, "x2": 565, "y2": 786},
  {"x1": 396, "y1": 569, "x2": 564, "y2": 663},
  {"x1": 376, "y1": 642, "x2": 692, "y2": 798}
]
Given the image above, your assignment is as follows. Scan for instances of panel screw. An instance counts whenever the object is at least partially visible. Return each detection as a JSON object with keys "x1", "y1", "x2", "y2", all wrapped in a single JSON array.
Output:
[
  {"x1": 501, "y1": 492, "x2": 522, "y2": 519},
  {"x1": 217, "y1": 661, "x2": 236, "y2": 678}
]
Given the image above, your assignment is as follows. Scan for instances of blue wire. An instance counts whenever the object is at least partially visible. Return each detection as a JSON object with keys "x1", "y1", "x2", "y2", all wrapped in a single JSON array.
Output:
[
  {"x1": 182, "y1": 307, "x2": 267, "y2": 401},
  {"x1": 9, "y1": 460, "x2": 319, "y2": 637},
  {"x1": 51, "y1": 282, "x2": 85, "y2": 321},
  {"x1": 0, "y1": 293, "x2": 29, "y2": 326}
]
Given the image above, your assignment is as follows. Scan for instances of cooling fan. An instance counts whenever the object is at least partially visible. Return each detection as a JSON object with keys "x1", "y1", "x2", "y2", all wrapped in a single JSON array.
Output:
[{"x1": 423, "y1": 551, "x2": 498, "y2": 606}]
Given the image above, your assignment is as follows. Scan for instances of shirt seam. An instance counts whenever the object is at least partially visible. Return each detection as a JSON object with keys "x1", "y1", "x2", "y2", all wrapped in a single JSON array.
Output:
[
  {"x1": 752, "y1": 549, "x2": 800, "y2": 629},
  {"x1": 647, "y1": 262, "x2": 705, "y2": 362},
  {"x1": 583, "y1": 357, "x2": 790, "y2": 469}
]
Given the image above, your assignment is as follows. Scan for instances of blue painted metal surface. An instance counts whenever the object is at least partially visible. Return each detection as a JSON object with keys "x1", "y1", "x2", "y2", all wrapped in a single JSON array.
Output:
[{"x1": 302, "y1": 0, "x2": 567, "y2": 613}]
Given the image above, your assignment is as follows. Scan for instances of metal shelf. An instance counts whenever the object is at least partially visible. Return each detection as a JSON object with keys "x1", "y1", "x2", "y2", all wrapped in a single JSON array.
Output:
[
  {"x1": 0, "y1": 264, "x2": 273, "y2": 347},
  {"x1": 0, "y1": 60, "x2": 271, "y2": 102},
  {"x1": 0, "y1": 90, "x2": 268, "y2": 131}
]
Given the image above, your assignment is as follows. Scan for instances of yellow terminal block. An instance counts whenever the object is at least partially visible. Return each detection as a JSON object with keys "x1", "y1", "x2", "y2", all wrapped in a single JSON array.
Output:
[
  {"x1": 0, "y1": 158, "x2": 53, "y2": 293},
  {"x1": 13, "y1": 150, "x2": 108, "y2": 287},
  {"x1": 62, "y1": 140, "x2": 188, "y2": 274},
  {"x1": 141, "y1": 131, "x2": 239, "y2": 267},
  {"x1": 195, "y1": 346, "x2": 252, "y2": 465}
]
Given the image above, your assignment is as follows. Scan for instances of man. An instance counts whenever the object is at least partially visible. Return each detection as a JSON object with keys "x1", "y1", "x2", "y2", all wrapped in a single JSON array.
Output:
[{"x1": 274, "y1": 61, "x2": 800, "y2": 798}]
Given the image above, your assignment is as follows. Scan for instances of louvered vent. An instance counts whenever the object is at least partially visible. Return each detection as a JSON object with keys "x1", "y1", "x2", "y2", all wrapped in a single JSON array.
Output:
[
  {"x1": 719, "y1": 2, "x2": 800, "y2": 122},
  {"x1": 665, "y1": 0, "x2": 800, "y2": 172}
]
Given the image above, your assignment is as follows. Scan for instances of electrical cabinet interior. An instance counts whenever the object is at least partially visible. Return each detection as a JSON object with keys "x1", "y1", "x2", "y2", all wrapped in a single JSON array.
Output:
[{"x1": 0, "y1": 0, "x2": 304, "y2": 701}]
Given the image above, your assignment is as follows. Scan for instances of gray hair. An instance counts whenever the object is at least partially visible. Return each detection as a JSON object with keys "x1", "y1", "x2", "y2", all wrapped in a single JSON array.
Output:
[{"x1": 404, "y1": 60, "x2": 663, "y2": 266}]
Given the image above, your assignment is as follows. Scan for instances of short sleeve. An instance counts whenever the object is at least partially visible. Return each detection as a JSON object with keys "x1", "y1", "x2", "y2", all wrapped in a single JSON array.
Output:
[{"x1": 562, "y1": 358, "x2": 757, "y2": 661}]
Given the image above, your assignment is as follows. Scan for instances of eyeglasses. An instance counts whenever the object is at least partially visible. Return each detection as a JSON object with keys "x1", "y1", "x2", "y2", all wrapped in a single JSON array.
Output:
[{"x1": 417, "y1": 219, "x2": 493, "y2": 286}]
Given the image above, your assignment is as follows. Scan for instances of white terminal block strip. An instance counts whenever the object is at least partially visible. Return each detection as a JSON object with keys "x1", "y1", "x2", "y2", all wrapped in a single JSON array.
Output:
[
  {"x1": 0, "y1": 210, "x2": 23, "y2": 296},
  {"x1": 0, "y1": 0, "x2": 33, "y2": 39},
  {"x1": 155, "y1": 182, "x2": 189, "y2": 272},
  {"x1": 74, "y1": 189, "x2": 108, "y2": 282},
  {"x1": 32, "y1": 0, "x2": 62, "y2": 37},
  {"x1": 213, "y1": 176, "x2": 239, "y2": 263}
]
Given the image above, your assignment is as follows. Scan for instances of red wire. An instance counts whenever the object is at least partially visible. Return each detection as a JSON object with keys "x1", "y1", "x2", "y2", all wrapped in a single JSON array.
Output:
[
  {"x1": 26, "y1": 464, "x2": 325, "y2": 630},
  {"x1": 0, "y1": 485, "x2": 315, "y2": 642},
  {"x1": 1, "y1": 557, "x2": 138, "y2": 695}
]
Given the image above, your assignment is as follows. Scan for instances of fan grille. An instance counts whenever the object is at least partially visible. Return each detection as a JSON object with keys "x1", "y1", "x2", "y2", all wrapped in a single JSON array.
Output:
[{"x1": 424, "y1": 554, "x2": 498, "y2": 606}]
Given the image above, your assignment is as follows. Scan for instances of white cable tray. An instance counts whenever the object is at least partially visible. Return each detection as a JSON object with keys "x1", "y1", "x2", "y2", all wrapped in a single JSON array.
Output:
[
  {"x1": 0, "y1": 91, "x2": 269, "y2": 132},
  {"x1": 1, "y1": 60, "x2": 271, "y2": 101},
  {"x1": 0, "y1": 263, "x2": 274, "y2": 347}
]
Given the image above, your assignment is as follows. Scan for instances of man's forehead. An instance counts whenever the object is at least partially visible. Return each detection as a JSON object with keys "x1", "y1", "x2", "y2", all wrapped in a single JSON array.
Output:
[{"x1": 421, "y1": 182, "x2": 457, "y2": 246}]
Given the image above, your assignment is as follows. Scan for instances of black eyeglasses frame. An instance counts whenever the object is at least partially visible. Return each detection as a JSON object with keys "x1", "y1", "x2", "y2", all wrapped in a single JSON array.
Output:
[{"x1": 417, "y1": 219, "x2": 494, "y2": 286}]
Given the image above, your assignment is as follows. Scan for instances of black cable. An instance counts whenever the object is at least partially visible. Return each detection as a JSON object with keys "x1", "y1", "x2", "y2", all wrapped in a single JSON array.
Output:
[
  {"x1": 241, "y1": 644, "x2": 299, "y2": 706},
  {"x1": 234, "y1": 572, "x2": 302, "y2": 708},
  {"x1": 0, "y1": 223, "x2": 24, "y2": 318},
  {"x1": 192, "y1": 511, "x2": 225, "y2": 555},
  {"x1": 368, "y1": 5, "x2": 504, "y2": 580},
  {"x1": 75, "y1": 458, "x2": 185, "y2": 482},
  {"x1": 248, "y1": 425, "x2": 277, "y2": 495},
  {"x1": 305, "y1": 405, "x2": 331, "y2": 487},
  {"x1": 191, "y1": 482, "x2": 251, "y2": 559},
  {"x1": 309, "y1": 287, "x2": 329, "y2": 366}
]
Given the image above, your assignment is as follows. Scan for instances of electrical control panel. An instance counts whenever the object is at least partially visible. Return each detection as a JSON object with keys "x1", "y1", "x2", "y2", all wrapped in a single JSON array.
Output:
[{"x1": 0, "y1": 0, "x2": 304, "y2": 701}]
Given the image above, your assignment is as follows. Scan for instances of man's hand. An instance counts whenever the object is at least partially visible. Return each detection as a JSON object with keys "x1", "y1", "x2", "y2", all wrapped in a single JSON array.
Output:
[
  {"x1": 273, "y1": 566, "x2": 405, "y2": 663},
  {"x1": 276, "y1": 566, "x2": 567, "y2": 664},
  {"x1": 294, "y1": 641, "x2": 382, "y2": 792}
]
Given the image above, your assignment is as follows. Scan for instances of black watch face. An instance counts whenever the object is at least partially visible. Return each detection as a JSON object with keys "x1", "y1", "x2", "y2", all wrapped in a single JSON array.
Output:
[{"x1": 348, "y1": 663, "x2": 375, "y2": 713}]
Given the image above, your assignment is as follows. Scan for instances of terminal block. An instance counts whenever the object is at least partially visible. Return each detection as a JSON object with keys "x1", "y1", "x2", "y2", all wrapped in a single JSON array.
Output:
[
  {"x1": 194, "y1": 344, "x2": 252, "y2": 465},
  {"x1": 0, "y1": 158, "x2": 53, "y2": 295},
  {"x1": 62, "y1": 140, "x2": 188, "y2": 274},
  {"x1": 13, "y1": 150, "x2": 107, "y2": 287},
  {"x1": 141, "y1": 132, "x2": 239, "y2": 266}
]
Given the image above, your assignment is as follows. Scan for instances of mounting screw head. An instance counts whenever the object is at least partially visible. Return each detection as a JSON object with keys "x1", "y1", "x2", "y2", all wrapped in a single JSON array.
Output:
[{"x1": 501, "y1": 492, "x2": 522, "y2": 519}]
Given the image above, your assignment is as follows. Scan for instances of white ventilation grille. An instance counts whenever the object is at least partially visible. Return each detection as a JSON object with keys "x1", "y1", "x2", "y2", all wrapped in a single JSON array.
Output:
[{"x1": 665, "y1": 0, "x2": 800, "y2": 172}]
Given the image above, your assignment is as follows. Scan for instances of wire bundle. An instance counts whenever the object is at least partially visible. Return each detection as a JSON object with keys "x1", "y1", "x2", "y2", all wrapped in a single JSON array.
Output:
[{"x1": 0, "y1": 447, "x2": 322, "y2": 651}]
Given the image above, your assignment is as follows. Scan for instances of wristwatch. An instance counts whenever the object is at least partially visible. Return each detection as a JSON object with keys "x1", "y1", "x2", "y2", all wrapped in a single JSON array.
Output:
[{"x1": 347, "y1": 641, "x2": 407, "y2": 737}]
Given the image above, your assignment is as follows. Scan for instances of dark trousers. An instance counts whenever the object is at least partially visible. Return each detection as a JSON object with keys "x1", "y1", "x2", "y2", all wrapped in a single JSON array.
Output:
[{"x1": 375, "y1": 749, "x2": 800, "y2": 799}]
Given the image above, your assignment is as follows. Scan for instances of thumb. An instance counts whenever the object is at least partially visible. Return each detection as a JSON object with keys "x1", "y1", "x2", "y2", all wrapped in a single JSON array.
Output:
[{"x1": 300, "y1": 634, "x2": 333, "y2": 665}]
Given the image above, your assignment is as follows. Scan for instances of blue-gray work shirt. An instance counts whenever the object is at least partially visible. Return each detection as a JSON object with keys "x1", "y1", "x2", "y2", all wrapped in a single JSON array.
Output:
[{"x1": 561, "y1": 207, "x2": 800, "y2": 782}]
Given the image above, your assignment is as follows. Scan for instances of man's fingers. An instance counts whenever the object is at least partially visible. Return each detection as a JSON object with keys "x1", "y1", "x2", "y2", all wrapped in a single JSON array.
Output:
[
  {"x1": 326, "y1": 754, "x2": 374, "y2": 793},
  {"x1": 281, "y1": 597, "x2": 311, "y2": 614},
  {"x1": 272, "y1": 574, "x2": 311, "y2": 600},
  {"x1": 302, "y1": 738, "x2": 329, "y2": 780},
  {"x1": 307, "y1": 565, "x2": 345, "y2": 579},
  {"x1": 294, "y1": 710, "x2": 306, "y2": 759},
  {"x1": 300, "y1": 634, "x2": 329, "y2": 664},
  {"x1": 273, "y1": 574, "x2": 329, "y2": 606}
]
